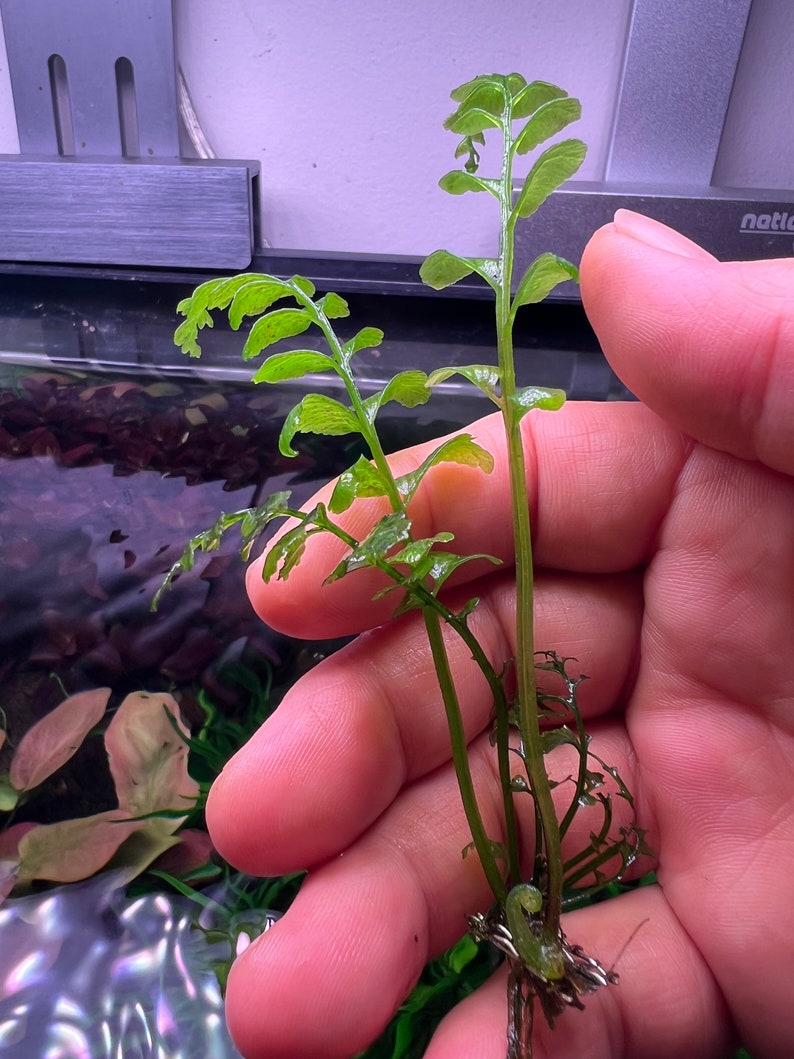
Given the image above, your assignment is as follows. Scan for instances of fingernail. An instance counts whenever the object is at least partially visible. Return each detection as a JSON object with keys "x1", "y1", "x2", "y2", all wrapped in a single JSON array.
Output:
[{"x1": 613, "y1": 209, "x2": 714, "y2": 260}]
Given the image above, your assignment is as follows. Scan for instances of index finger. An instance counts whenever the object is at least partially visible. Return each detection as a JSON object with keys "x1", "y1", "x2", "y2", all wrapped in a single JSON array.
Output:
[{"x1": 247, "y1": 402, "x2": 687, "y2": 639}]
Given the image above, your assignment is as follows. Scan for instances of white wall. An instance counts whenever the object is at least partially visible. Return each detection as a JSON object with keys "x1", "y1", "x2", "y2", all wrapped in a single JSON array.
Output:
[
  {"x1": 173, "y1": 0, "x2": 631, "y2": 256},
  {"x1": 0, "y1": 0, "x2": 791, "y2": 257}
]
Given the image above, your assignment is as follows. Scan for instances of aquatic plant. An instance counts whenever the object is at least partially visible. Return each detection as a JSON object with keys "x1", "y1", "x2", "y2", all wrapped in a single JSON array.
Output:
[
  {"x1": 0, "y1": 687, "x2": 208, "y2": 903},
  {"x1": 159, "y1": 73, "x2": 647, "y2": 1057}
]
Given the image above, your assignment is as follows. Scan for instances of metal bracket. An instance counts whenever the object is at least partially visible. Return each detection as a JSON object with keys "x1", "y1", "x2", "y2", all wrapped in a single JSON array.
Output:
[{"x1": 0, "y1": 0, "x2": 259, "y2": 269}]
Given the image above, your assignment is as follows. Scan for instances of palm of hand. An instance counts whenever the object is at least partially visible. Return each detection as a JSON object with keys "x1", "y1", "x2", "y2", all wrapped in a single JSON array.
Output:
[{"x1": 207, "y1": 217, "x2": 794, "y2": 1059}]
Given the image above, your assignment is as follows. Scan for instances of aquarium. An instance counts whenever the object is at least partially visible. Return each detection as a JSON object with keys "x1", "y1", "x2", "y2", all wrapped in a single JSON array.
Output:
[{"x1": 0, "y1": 261, "x2": 625, "y2": 1056}]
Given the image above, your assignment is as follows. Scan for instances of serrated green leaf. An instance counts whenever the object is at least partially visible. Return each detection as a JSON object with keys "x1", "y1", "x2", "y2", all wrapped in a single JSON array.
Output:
[
  {"x1": 453, "y1": 133, "x2": 485, "y2": 174},
  {"x1": 174, "y1": 313, "x2": 212, "y2": 358},
  {"x1": 541, "y1": 727, "x2": 578, "y2": 753},
  {"x1": 175, "y1": 274, "x2": 292, "y2": 357},
  {"x1": 183, "y1": 273, "x2": 268, "y2": 317},
  {"x1": 279, "y1": 394, "x2": 361, "y2": 457},
  {"x1": 395, "y1": 433, "x2": 493, "y2": 505},
  {"x1": 325, "y1": 512, "x2": 412, "y2": 583},
  {"x1": 508, "y1": 385, "x2": 566, "y2": 423},
  {"x1": 424, "y1": 550, "x2": 501, "y2": 593},
  {"x1": 242, "y1": 307, "x2": 314, "y2": 360},
  {"x1": 289, "y1": 275, "x2": 317, "y2": 299},
  {"x1": 364, "y1": 370, "x2": 431, "y2": 422},
  {"x1": 427, "y1": 364, "x2": 502, "y2": 404},
  {"x1": 454, "y1": 131, "x2": 485, "y2": 156},
  {"x1": 438, "y1": 171, "x2": 501, "y2": 198},
  {"x1": 251, "y1": 350, "x2": 332, "y2": 385},
  {"x1": 388, "y1": 533, "x2": 455, "y2": 567},
  {"x1": 228, "y1": 278, "x2": 295, "y2": 329},
  {"x1": 512, "y1": 253, "x2": 579, "y2": 313},
  {"x1": 342, "y1": 326, "x2": 384, "y2": 360},
  {"x1": 329, "y1": 456, "x2": 391, "y2": 514},
  {"x1": 514, "y1": 96, "x2": 582, "y2": 156},
  {"x1": 420, "y1": 250, "x2": 475, "y2": 290},
  {"x1": 511, "y1": 80, "x2": 568, "y2": 120},
  {"x1": 263, "y1": 522, "x2": 312, "y2": 582},
  {"x1": 513, "y1": 138, "x2": 587, "y2": 219},
  {"x1": 316, "y1": 292, "x2": 350, "y2": 320}
]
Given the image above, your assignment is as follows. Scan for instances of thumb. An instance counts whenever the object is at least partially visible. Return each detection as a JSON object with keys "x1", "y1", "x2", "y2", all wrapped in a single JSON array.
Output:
[{"x1": 580, "y1": 209, "x2": 794, "y2": 477}]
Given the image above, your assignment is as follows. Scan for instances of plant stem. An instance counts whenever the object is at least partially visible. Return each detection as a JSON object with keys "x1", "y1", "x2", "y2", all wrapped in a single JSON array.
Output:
[
  {"x1": 312, "y1": 302, "x2": 403, "y2": 513},
  {"x1": 497, "y1": 101, "x2": 563, "y2": 934},
  {"x1": 422, "y1": 606, "x2": 506, "y2": 900}
]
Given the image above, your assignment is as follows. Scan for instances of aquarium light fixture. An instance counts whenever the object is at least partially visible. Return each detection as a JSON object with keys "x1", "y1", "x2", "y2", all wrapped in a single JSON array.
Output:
[{"x1": 0, "y1": 0, "x2": 260, "y2": 270}]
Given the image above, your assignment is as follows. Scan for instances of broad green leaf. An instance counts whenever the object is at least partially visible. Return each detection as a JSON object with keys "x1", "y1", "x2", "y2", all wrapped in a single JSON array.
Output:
[
  {"x1": 450, "y1": 79, "x2": 506, "y2": 117},
  {"x1": 508, "y1": 385, "x2": 566, "y2": 423},
  {"x1": 420, "y1": 250, "x2": 474, "y2": 290},
  {"x1": 106, "y1": 692, "x2": 197, "y2": 820},
  {"x1": 395, "y1": 433, "x2": 493, "y2": 505},
  {"x1": 512, "y1": 80, "x2": 568, "y2": 120},
  {"x1": 329, "y1": 455, "x2": 392, "y2": 514},
  {"x1": 279, "y1": 394, "x2": 361, "y2": 457},
  {"x1": 228, "y1": 278, "x2": 295, "y2": 328},
  {"x1": 444, "y1": 106, "x2": 502, "y2": 136},
  {"x1": 325, "y1": 511, "x2": 412, "y2": 583},
  {"x1": 342, "y1": 326, "x2": 384, "y2": 359},
  {"x1": 505, "y1": 72, "x2": 529, "y2": 98},
  {"x1": 438, "y1": 170, "x2": 501, "y2": 198},
  {"x1": 316, "y1": 292, "x2": 350, "y2": 320},
  {"x1": 9, "y1": 688, "x2": 111, "y2": 792},
  {"x1": 512, "y1": 253, "x2": 579, "y2": 312},
  {"x1": 445, "y1": 75, "x2": 507, "y2": 134},
  {"x1": 513, "y1": 138, "x2": 587, "y2": 219},
  {"x1": 514, "y1": 96, "x2": 582, "y2": 155},
  {"x1": 449, "y1": 74, "x2": 499, "y2": 103},
  {"x1": 242, "y1": 307, "x2": 314, "y2": 360},
  {"x1": 251, "y1": 350, "x2": 332, "y2": 384},
  {"x1": 427, "y1": 364, "x2": 502, "y2": 404}
]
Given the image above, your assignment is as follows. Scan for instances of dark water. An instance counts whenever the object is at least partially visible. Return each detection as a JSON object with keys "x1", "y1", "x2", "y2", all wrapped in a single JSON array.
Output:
[{"x1": 0, "y1": 361, "x2": 471, "y2": 802}]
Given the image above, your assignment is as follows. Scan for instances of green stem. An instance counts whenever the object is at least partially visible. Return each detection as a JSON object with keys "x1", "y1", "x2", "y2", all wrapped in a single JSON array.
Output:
[
  {"x1": 422, "y1": 606, "x2": 506, "y2": 901},
  {"x1": 312, "y1": 303, "x2": 403, "y2": 512},
  {"x1": 497, "y1": 102, "x2": 564, "y2": 934}
]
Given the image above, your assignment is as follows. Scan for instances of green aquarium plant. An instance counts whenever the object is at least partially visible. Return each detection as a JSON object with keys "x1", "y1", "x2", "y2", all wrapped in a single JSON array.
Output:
[{"x1": 158, "y1": 73, "x2": 647, "y2": 1059}]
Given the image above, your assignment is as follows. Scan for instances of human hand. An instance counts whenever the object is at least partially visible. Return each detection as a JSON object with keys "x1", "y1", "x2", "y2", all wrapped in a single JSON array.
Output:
[{"x1": 206, "y1": 211, "x2": 794, "y2": 1059}]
